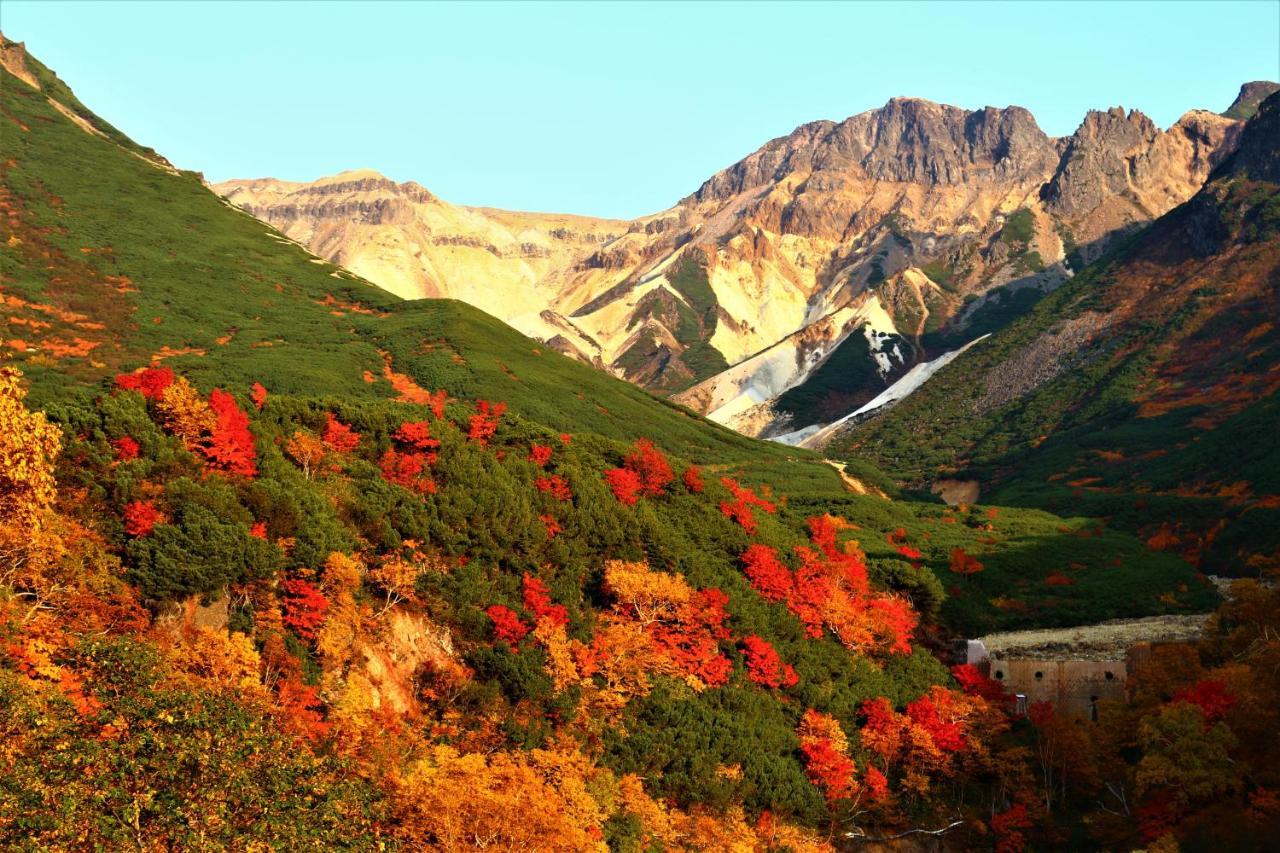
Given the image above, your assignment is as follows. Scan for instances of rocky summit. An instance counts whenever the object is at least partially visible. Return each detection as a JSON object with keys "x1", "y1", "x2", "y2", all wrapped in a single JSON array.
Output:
[{"x1": 215, "y1": 92, "x2": 1250, "y2": 438}]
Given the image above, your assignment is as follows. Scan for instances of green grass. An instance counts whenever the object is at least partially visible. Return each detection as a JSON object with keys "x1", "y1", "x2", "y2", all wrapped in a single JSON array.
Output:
[{"x1": 1000, "y1": 208, "x2": 1035, "y2": 245}]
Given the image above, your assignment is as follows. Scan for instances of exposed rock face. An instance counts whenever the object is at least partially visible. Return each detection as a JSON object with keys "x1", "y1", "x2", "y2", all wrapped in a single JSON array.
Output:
[
  {"x1": 216, "y1": 90, "x2": 1260, "y2": 436},
  {"x1": 1041, "y1": 108, "x2": 1240, "y2": 254}
]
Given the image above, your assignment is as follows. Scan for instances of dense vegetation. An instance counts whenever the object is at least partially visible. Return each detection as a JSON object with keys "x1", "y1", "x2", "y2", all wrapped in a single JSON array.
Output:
[{"x1": 2, "y1": 42, "x2": 1276, "y2": 851}]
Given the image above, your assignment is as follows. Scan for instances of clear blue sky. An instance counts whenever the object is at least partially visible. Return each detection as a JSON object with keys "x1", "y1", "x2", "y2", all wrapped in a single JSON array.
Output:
[{"x1": 5, "y1": 1, "x2": 1278, "y2": 218}]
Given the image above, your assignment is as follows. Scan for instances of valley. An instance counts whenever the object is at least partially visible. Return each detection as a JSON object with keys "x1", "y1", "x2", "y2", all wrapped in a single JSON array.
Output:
[{"x1": 2, "y1": 25, "x2": 1278, "y2": 853}]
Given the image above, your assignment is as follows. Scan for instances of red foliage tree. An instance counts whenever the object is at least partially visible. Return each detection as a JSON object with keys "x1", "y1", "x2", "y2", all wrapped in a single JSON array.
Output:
[
  {"x1": 122, "y1": 500, "x2": 161, "y2": 537},
  {"x1": 788, "y1": 549, "x2": 833, "y2": 638},
  {"x1": 522, "y1": 573, "x2": 569, "y2": 627},
  {"x1": 719, "y1": 499, "x2": 759, "y2": 535},
  {"x1": 863, "y1": 765, "x2": 890, "y2": 800},
  {"x1": 797, "y1": 709, "x2": 857, "y2": 802},
  {"x1": 114, "y1": 366, "x2": 174, "y2": 400},
  {"x1": 535, "y1": 474, "x2": 573, "y2": 502},
  {"x1": 558, "y1": 432, "x2": 572, "y2": 445},
  {"x1": 250, "y1": 382, "x2": 268, "y2": 411},
  {"x1": 486, "y1": 604, "x2": 529, "y2": 645},
  {"x1": 201, "y1": 389, "x2": 258, "y2": 477},
  {"x1": 649, "y1": 587, "x2": 733, "y2": 688},
  {"x1": 992, "y1": 803, "x2": 1032, "y2": 853},
  {"x1": 741, "y1": 544, "x2": 793, "y2": 602},
  {"x1": 111, "y1": 436, "x2": 140, "y2": 461},
  {"x1": 949, "y1": 547, "x2": 985, "y2": 576},
  {"x1": 249, "y1": 521, "x2": 268, "y2": 539},
  {"x1": 718, "y1": 477, "x2": 776, "y2": 535},
  {"x1": 896, "y1": 544, "x2": 923, "y2": 561},
  {"x1": 1174, "y1": 678, "x2": 1236, "y2": 723},
  {"x1": 467, "y1": 400, "x2": 506, "y2": 447},
  {"x1": 905, "y1": 690, "x2": 968, "y2": 753},
  {"x1": 951, "y1": 663, "x2": 1008, "y2": 703},
  {"x1": 379, "y1": 449, "x2": 437, "y2": 494},
  {"x1": 623, "y1": 439, "x2": 673, "y2": 497},
  {"x1": 682, "y1": 465, "x2": 705, "y2": 493},
  {"x1": 427, "y1": 389, "x2": 448, "y2": 420},
  {"x1": 604, "y1": 467, "x2": 642, "y2": 506},
  {"x1": 393, "y1": 421, "x2": 441, "y2": 457},
  {"x1": 321, "y1": 412, "x2": 361, "y2": 453},
  {"x1": 539, "y1": 514, "x2": 562, "y2": 540},
  {"x1": 741, "y1": 635, "x2": 798, "y2": 688},
  {"x1": 276, "y1": 678, "x2": 331, "y2": 743},
  {"x1": 528, "y1": 443, "x2": 553, "y2": 468},
  {"x1": 281, "y1": 578, "x2": 329, "y2": 640}
]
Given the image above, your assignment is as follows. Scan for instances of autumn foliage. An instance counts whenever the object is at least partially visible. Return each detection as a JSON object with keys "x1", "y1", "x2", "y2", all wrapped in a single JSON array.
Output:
[
  {"x1": 535, "y1": 474, "x2": 573, "y2": 502},
  {"x1": 797, "y1": 709, "x2": 857, "y2": 802},
  {"x1": 321, "y1": 413, "x2": 361, "y2": 453},
  {"x1": 718, "y1": 477, "x2": 776, "y2": 535},
  {"x1": 280, "y1": 578, "x2": 329, "y2": 640},
  {"x1": 114, "y1": 366, "x2": 174, "y2": 400},
  {"x1": 111, "y1": 436, "x2": 140, "y2": 461},
  {"x1": 739, "y1": 517, "x2": 916, "y2": 655},
  {"x1": 467, "y1": 400, "x2": 506, "y2": 446},
  {"x1": 201, "y1": 389, "x2": 258, "y2": 477},
  {"x1": 522, "y1": 573, "x2": 569, "y2": 627},
  {"x1": 122, "y1": 500, "x2": 162, "y2": 537},
  {"x1": 486, "y1": 604, "x2": 530, "y2": 645},
  {"x1": 740, "y1": 635, "x2": 798, "y2": 688}
]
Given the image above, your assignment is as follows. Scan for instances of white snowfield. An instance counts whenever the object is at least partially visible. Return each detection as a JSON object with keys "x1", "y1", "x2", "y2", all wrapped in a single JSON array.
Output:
[
  {"x1": 676, "y1": 293, "x2": 899, "y2": 427},
  {"x1": 770, "y1": 334, "x2": 991, "y2": 450}
]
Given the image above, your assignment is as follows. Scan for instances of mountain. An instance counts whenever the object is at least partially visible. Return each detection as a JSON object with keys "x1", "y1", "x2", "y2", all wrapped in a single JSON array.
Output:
[
  {"x1": 828, "y1": 92, "x2": 1280, "y2": 577},
  {"x1": 216, "y1": 94, "x2": 1251, "y2": 437},
  {"x1": 5, "y1": 34, "x2": 1273, "y2": 852}
]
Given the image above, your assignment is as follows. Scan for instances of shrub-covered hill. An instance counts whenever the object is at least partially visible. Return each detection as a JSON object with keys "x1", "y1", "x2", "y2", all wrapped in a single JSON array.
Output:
[
  {"x1": 0, "y1": 52, "x2": 814, "y2": 478},
  {"x1": 0, "y1": 38, "x2": 1228, "y2": 850},
  {"x1": 1, "y1": 362, "x2": 1219, "y2": 848},
  {"x1": 832, "y1": 93, "x2": 1280, "y2": 578}
]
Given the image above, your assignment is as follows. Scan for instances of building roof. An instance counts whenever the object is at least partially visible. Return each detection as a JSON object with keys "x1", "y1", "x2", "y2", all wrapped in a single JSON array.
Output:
[{"x1": 978, "y1": 613, "x2": 1209, "y2": 661}]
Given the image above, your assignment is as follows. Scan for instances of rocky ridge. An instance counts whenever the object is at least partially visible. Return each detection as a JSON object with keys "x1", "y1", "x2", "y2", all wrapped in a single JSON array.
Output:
[{"x1": 215, "y1": 89, "x2": 1259, "y2": 435}]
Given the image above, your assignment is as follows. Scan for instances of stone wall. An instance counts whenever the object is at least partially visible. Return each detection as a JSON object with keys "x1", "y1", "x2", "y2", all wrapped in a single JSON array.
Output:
[{"x1": 988, "y1": 657, "x2": 1127, "y2": 719}]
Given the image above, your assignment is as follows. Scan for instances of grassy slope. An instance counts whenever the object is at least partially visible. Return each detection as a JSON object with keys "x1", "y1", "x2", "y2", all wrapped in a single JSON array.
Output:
[{"x1": 0, "y1": 61, "x2": 1218, "y2": 634}]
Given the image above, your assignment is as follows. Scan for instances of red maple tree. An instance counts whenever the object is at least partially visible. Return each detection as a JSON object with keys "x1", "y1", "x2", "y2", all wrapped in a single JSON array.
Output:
[
  {"x1": 122, "y1": 500, "x2": 162, "y2": 537},
  {"x1": 486, "y1": 604, "x2": 529, "y2": 645},
  {"x1": 527, "y1": 444, "x2": 553, "y2": 467},
  {"x1": 522, "y1": 573, "x2": 569, "y2": 627},
  {"x1": 623, "y1": 439, "x2": 673, "y2": 497},
  {"x1": 114, "y1": 366, "x2": 174, "y2": 400},
  {"x1": 467, "y1": 400, "x2": 506, "y2": 447},
  {"x1": 604, "y1": 467, "x2": 642, "y2": 505},
  {"x1": 281, "y1": 578, "x2": 329, "y2": 640},
  {"x1": 111, "y1": 436, "x2": 140, "y2": 461},
  {"x1": 536, "y1": 474, "x2": 573, "y2": 502},
  {"x1": 202, "y1": 389, "x2": 258, "y2": 477},
  {"x1": 393, "y1": 421, "x2": 441, "y2": 457},
  {"x1": 321, "y1": 413, "x2": 361, "y2": 453},
  {"x1": 741, "y1": 635, "x2": 798, "y2": 688}
]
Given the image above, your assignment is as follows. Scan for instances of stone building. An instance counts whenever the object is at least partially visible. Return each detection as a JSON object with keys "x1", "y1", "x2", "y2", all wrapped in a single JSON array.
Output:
[{"x1": 965, "y1": 614, "x2": 1209, "y2": 719}]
